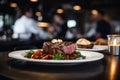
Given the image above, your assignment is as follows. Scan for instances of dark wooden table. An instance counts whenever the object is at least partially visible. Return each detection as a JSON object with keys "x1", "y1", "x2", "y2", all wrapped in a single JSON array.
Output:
[{"x1": 0, "y1": 51, "x2": 120, "y2": 80}]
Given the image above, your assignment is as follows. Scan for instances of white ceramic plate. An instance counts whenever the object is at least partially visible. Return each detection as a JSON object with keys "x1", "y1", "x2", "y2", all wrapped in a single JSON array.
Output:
[
  {"x1": 77, "y1": 45, "x2": 108, "y2": 51},
  {"x1": 8, "y1": 50, "x2": 104, "y2": 65}
]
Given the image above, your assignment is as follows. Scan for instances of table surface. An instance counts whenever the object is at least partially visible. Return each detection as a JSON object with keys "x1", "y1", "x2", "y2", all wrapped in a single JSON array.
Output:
[{"x1": 0, "y1": 51, "x2": 120, "y2": 80}]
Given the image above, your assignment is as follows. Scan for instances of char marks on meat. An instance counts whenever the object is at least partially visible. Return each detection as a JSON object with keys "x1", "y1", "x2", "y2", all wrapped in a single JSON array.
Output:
[{"x1": 42, "y1": 41, "x2": 75, "y2": 54}]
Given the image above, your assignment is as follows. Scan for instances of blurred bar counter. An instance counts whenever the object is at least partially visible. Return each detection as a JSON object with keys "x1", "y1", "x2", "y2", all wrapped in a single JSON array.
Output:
[{"x1": 0, "y1": 51, "x2": 120, "y2": 80}]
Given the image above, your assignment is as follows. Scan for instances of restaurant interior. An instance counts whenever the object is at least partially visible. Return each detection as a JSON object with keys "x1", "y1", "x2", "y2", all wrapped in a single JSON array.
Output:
[
  {"x1": 0, "y1": 0, "x2": 120, "y2": 80},
  {"x1": 0, "y1": 0, "x2": 120, "y2": 51}
]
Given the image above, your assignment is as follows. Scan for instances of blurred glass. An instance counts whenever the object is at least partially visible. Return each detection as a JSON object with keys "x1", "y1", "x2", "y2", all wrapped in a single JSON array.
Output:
[{"x1": 107, "y1": 34, "x2": 120, "y2": 55}]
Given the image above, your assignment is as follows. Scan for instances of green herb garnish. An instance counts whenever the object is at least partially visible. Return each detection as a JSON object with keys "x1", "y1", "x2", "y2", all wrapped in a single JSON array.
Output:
[
  {"x1": 75, "y1": 51, "x2": 82, "y2": 57},
  {"x1": 53, "y1": 53, "x2": 64, "y2": 60},
  {"x1": 25, "y1": 50, "x2": 34, "y2": 58},
  {"x1": 75, "y1": 51, "x2": 86, "y2": 59}
]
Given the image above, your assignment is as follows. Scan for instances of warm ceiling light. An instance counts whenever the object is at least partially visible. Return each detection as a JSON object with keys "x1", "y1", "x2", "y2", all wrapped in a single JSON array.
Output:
[
  {"x1": 73, "y1": 5, "x2": 81, "y2": 10},
  {"x1": 56, "y1": 9, "x2": 64, "y2": 14},
  {"x1": 37, "y1": 22, "x2": 49, "y2": 27},
  {"x1": 91, "y1": 9, "x2": 98, "y2": 15},
  {"x1": 10, "y1": 3, "x2": 17, "y2": 8},
  {"x1": 30, "y1": 0, "x2": 38, "y2": 2},
  {"x1": 35, "y1": 11, "x2": 41, "y2": 16}
]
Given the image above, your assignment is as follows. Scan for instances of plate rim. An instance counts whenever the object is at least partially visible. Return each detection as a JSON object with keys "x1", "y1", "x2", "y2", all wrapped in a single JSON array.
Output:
[{"x1": 77, "y1": 45, "x2": 108, "y2": 51}]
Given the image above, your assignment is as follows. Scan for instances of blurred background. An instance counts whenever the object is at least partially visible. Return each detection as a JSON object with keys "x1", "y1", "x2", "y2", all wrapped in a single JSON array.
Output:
[{"x1": 0, "y1": 0, "x2": 120, "y2": 51}]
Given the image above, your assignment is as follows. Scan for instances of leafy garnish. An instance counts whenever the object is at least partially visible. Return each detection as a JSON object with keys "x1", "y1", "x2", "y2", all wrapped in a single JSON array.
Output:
[
  {"x1": 53, "y1": 53, "x2": 64, "y2": 60},
  {"x1": 75, "y1": 51, "x2": 86, "y2": 59},
  {"x1": 75, "y1": 51, "x2": 82, "y2": 57},
  {"x1": 25, "y1": 50, "x2": 34, "y2": 58}
]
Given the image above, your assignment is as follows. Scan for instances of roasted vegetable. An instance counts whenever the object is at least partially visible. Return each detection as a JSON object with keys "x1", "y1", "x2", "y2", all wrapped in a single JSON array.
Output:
[
  {"x1": 31, "y1": 50, "x2": 42, "y2": 59},
  {"x1": 42, "y1": 54, "x2": 53, "y2": 59}
]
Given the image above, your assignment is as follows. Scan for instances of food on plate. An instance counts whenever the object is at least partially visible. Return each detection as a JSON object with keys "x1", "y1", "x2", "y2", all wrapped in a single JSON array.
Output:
[
  {"x1": 76, "y1": 38, "x2": 94, "y2": 49},
  {"x1": 95, "y1": 38, "x2": 108, "y2": 45},
  {"x1": 25, "y1": 39, "x2": 85, "y2": 60}
]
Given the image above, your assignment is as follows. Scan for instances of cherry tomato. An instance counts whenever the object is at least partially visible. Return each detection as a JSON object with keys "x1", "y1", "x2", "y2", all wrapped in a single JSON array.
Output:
[
  {"x1": 65, "y1": 55, "x2": 69, "y2": 60},
  {"x1": 73, "y1": 53, "x2": 78, "y2": 58},
  {"x1": 41, "y1": 55, "x2": 49, "y2": 59},
  {"x1": 41, "y1": 54, "x2": 53, "y2": 59},
  {"x1": 31, "y1": 50, "x2": 42, "y2": 59}
]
